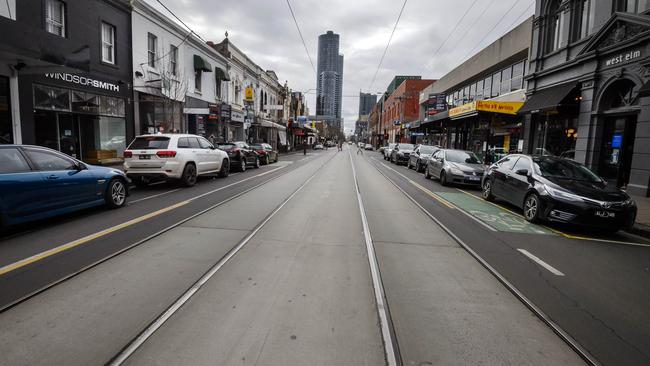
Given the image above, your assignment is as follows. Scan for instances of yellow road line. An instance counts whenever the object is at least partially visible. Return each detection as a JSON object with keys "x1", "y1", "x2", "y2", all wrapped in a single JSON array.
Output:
[
  {"x1": 0, "y1": 200, "x2": 190, "y2": 276},
  {"x1": 380, "y1": 162, "x2": 455, "y2": 209}
]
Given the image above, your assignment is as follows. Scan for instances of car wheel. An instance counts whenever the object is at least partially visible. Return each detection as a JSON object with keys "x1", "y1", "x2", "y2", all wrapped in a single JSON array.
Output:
[
  {"x1": 424, "y1": 166, "x2": 431, "y2": 179},
  {"x1": 181, "y1": 163, "x2": 197, "y2": 187},
  {"x1": 416, "y1": 161, "x2": 422, "y2": 172},
  {"x1": 240, "y1": 158, "x2": 246, "y2": 172},
  {"x1": 523, "y1": 193, "x2": 541, "y2": 223},
  {"x1": 482, "y1": 179, "x2": 495, "y2": 201},
  {"x1": 105, "y1": 179, "x2": 127, "y2": 208},
  {"x1": 440, "y1": 171, "x2": 448, "y2": 186},
  {"x1": 265, "y1": 155, "x2": 270, "y2": 165},
  {"x1": 218, "y1": 159, "x2": 230, "y2": 178},
  {"x1": 254, "y1": 157, "x2": 260, "y2": 169},
  {"x1": 406, "y1": 160, "x2": 411, "y2": 169}
]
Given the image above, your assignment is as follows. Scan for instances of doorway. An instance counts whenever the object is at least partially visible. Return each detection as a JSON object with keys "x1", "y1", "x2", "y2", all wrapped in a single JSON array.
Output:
[{"x1": 599, "y1": 115, "x2": 637, "y2": 188}]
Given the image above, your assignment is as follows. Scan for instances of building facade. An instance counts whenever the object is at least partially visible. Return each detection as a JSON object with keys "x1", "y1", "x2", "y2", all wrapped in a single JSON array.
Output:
[
  {"x1": 358, "y1": 92, "x2": 377, "y2": 116},
  {"x1": 522, "y1": 0, "x2": 650, "y2": 196},
  {"x1": 382, "y1": 79, "x2": 435, "y2": 143},
  {"x1": 316, "y1": 30, "x2": 344, "y2": 130},
  {"x1": 4, "y1": 0, "x2": 134, "y2": 165}
]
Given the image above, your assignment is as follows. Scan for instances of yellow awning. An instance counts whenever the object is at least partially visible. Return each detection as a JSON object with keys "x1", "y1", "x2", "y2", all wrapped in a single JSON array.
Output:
[{"x1": 449, "y1": 100, "x2": 524, "y2": 119}]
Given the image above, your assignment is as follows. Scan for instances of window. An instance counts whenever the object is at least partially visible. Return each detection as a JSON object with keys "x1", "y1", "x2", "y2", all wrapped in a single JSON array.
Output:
[
  {"x1": 194, "y1": 71, "x2": 202, "y2": 92},
  {"x1": 500, "y1": 67, "x2": 512, "y2": 94},
  {"x1": 198, "y1": 137, "x2": 213, "y2": 149},
  {"x1": 169, "y1": 45, "x2": 178, "y2": 76},
  {"x1": 497, "y1": 156, "x2": 518, "y2": 170},
  {"x1": 147, "y1": 33, "x2": 157, "y2": 67},
  {"x1": 475, "y1": 80, "x2": 483, "y2": 100},
  {"x1": 469, "y1": 83, "x2": 476, "y2": 101},
  {"x1": 45, "y1": 0, "x2": 65, "y2": 37},
  {"x1": 188, "y1": 137, "x2": 201, "y2": 149},
  {"x1": 24, "y1": 148, "x2": 77, "y2": 171},
  {"x1": 463, "y1": 86, "x2": 470, "y2": 103},
  {"x1": 512, "y1": 157, "x2": 531, "y2": 172},
  {"x1": 511, "y1": 61, "x2": 525, "y2": 90},
  {"x1": 177, "y1": 137, "x2": 190, "y2": 148},
  {"x1": 101, "y1": 22, "x2": 115, "y2": 64},
  {"x1": 491, "y1": 72, "x2": 501, "y2": 97},
  {"x1": 0, "y1": 148, "x2": 31, "y2": 173},
  {"x1": 614, "y1": 0, "x2": 649, "y2": 12},
  {"x1": 483, "y1": 77, "x2": 492, "y2": 98},
  {"x1": 128, "y1": 136, "x2": 170, "y2": 150},
  {"x1": 573, "y1": 0, "x2": 595, "y2": 41},
  {"x1": 546, "y1": 0, "x2": 566, "y2": 53}
]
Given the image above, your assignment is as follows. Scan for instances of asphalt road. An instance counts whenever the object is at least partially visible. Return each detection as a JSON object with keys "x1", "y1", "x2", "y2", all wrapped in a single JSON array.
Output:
[
  {"x1": 363, "y1": 151, "x2": 650, "y2": 366},
  {"x1": 0, "y1": 146, "x2": 647, "y2": 366}
]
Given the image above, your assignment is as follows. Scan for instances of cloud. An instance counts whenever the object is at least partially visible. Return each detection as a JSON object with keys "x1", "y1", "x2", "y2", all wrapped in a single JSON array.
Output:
[{"x1": 145, "y1": 0, "x2": 534, "y2": 133}]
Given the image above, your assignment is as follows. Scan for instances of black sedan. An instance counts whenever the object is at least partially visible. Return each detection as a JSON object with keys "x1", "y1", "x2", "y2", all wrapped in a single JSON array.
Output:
[
  {"x1": 482, "y1": 154, "x2": 636, "y2": 232},
  {"x1": 407, "y1": 145, "x2": 439, "y2": 172},
  {"x1": 216, "y1": 141, "x2": 260, "y2": 172}
]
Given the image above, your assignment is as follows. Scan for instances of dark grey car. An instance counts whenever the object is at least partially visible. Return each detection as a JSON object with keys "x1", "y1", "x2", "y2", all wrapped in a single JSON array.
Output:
[
  {"x1": 390, "y1": 143, "x2": 415, "y2": 165},
  {"x1": 424, "y1": 149, "x2": 484, "y2": 186},
  {"x1": 407, "y1": 145, "x2": 439, "y2": 172}
]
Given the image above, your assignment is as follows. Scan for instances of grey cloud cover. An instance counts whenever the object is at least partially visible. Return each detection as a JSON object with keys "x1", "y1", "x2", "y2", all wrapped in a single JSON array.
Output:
[{"x1": 146, "y1": 0, "x2": 534, "y2": 133}]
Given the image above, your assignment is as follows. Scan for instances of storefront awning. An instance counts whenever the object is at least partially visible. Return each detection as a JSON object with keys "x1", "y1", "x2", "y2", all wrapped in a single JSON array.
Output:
[
  {"x1": 260, "y1": 119, "x2": 287, "y2": 131},
  {"x1": 215, "y1": 67, "x2": 230, "y2": 81},
  {"x1": 193, "y1": 55, "x2": 212, "y2": 72},
  {"x1": 518, "y1": 83, "x2": 578, "y2": 114},
  {"x1": 278, "y1": 130, "x2": 287, "y2": 145}
]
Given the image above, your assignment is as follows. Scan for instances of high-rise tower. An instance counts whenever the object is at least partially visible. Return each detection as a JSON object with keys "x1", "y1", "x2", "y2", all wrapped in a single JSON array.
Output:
[{"x1": 316, "y1": 31, "x2": 344, "y2": 130}]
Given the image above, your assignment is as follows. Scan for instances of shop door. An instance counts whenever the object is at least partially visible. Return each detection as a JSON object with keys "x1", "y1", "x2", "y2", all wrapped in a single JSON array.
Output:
[
  {"x1": 600, "y1": 116, "x2": 637, "y2": 188},
  {"x1": 57, "y1": 114, "x2": 81, "y2": 159}
]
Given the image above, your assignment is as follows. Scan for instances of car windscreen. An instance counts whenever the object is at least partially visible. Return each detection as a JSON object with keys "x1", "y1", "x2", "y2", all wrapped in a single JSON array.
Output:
[
  {"x1": 249, "y1": 144, "x2": 263, "y2": 149},
  {"x1": 533, "y1": 157, "x2": 602, "y2": 182},
  {"x1": 128, "y1": 137, "x2": 170, "y2": 150},
  {"x1": 419, "y1": 146, "x2": 436, "y2": 154},
  {"x1": 217, "y1": 143, "x2": 236, "y2": 150},
  {"x1": 446, "y1": 150, "x2": 482, "y2": 164}
]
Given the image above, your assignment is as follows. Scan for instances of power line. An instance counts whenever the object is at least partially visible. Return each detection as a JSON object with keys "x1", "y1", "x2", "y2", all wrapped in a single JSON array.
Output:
[
  {"x1": 424, "y1": 0, "x2": 479, "y2": 76},
  {"x1": 503, "y1": 0, "x2": 535, "y2": 34},
  {"x1": 462, "y1": 0, "x2": 524, "y2": 60},
  {"x1": 155, "y1": 0, "x2": 209, "y2": 44},
  {"x1": 286, "y1": 0, "x2": 316, "y2": 75},
  {"x1": 368, "y1": 0, "x2": 408, "y2": 91}
]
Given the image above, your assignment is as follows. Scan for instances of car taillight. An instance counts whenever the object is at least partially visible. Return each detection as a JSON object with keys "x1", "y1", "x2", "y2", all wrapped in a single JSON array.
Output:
[
  {"x1": 233, "y1": 148, "x2": 241, "y2": 154},
  {"x1": 257, "y1": 150, "x2": 265, "y2": 154},
  {"x1": 123, "y1": 151, "x2": 132, "y2": 158},
  {"x1": 156, "y1": 150, "x2": 177, "y2": 158}
]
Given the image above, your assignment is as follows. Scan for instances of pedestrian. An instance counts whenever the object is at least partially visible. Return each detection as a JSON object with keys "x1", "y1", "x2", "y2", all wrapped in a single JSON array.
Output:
[
  {"x1": 357, "y1": 142, "x2": 363, "y2": 155},
  {"x1": 303, "y1": 142, "x2": 307, "y2": 156}
]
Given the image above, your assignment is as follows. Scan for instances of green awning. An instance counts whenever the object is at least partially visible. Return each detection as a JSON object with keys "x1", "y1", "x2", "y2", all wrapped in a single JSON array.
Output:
[
  {"x1": 193, "y1": 55, "x2": 212, "y2": 72},
  {"x1": 215, "y1": 67, "x2": 230, "y2": 81}
]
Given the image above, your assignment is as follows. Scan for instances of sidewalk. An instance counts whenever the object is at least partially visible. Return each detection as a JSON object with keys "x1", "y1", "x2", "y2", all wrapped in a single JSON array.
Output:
[{"x1": 630, "y1": 194, "x2": 650, "y2": 237}]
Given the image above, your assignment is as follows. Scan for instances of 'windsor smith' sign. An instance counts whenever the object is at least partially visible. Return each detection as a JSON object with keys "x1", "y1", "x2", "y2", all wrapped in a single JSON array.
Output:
[{"x1": 44, "y1": 73, "x2": 120, "y2": 92}]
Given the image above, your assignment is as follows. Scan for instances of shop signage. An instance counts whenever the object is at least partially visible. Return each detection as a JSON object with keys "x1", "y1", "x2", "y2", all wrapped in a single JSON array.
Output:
[
  {"x1": 605, "y1": 49, "x2": 641, "y2": 67},
  {"x1": 220, "y1": 103, "x2": 231, "y2": 119},
  {"x1": 231, "y1": 110, "x2": 245, "y2": 123},
  {"x1": 411, "y1": 132, "x2": 425, "y2": 136},
  {"x1": 245, "y1": 87, "x2": 254, "y2": 102},
  {"x1": 449, "y1": 101, "x2": 476, "y2": 117},
  {"x1": 393, "y1": 120, "x2": 401, "y2": 126},
  {"x1": 208, "y1": 104, "x2": 219, "y2": 120},
  {"x1": 449, "y1": 100, "x2": 524, "y2": 118},
  {"x1": 44, "y1": 73, "x2": 120, "y2": 92}
]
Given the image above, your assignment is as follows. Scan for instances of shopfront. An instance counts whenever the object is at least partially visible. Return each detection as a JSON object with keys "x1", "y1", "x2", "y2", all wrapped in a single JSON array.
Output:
[
  {"x1": 19, "y1": 73, "x2": 133, "y2": 164},
  {"x1": 230, "y1": 107, "x2": 245, "y2": 141},
  {"x1": 0, "y1": 75, "x2": 12, "y2": 144},
  {"x1": 137, "y1": 92, "x2": 183, "y2": 135}
]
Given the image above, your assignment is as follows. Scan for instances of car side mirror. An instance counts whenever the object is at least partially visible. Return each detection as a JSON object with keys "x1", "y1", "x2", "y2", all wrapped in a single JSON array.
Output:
[
  {"x1": 77, "y1": 162, "x2": 87, "y2": 170},
  {"x1": 515, "y1": 168, "x2": 528, "y2": 176}
]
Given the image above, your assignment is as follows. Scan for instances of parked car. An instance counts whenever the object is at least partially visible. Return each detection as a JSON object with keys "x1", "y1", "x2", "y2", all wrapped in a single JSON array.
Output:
[
  {"x1": 378, "y1": 146, "x2": 385, "y2": 154},
  {"x1": 364, "y1": 143, "x2": 373, "y2": 150},
  {"x1": 124, "y1": 134, "x2": 230, "y2": 187},
  {"x1": 424, "y1": 149, "x2": 484, "y2": 186},
  {"x1": 407, "y1": 145, "x2": 439, "y2": 172},
  {"x1": 314, "y1": 144, "x2": 324, "y2": 150},
  {"x1": 390, "y1": 143, "x2": 416, "y2": 165},
  {"x1": 0, "y1": 145, "x2": 129, "y2": 227},
  {"x1": 250, "y1": 143, "x2": 278, "y2": 165},
  {"x1": 559, "y1": 150, "x2": 575, "y2": 160},
  {"x1": 384, "y1": 143, "x2": 397, "y2": 160},
  {"x1": 482, "y1": 154, "x2": 636, "y2": 231},
  {"x1": 216, "y1": 141, "x2": 260, "y2": 172}
]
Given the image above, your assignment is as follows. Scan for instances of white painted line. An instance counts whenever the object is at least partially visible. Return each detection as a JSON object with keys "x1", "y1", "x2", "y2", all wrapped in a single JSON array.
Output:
[
  {"x1": 130, "y1": 189, "x2": 182, "y2": 204},
  {"x1": 109, "y1": 154, "x2": 333, "y2": 366},
  {"x1": 517, "y1": 249, "x2": 565, "y2": 276},
  {"x1": 189, "y1": 167, "x2": 283, "y2": 201},
  {"x1": 348, "y1": 151, "x2": 399, "y2": 366}
]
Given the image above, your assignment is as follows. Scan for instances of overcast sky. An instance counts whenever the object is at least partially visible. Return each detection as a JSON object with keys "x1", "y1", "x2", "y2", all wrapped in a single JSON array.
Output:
[{"x1": 145, "y1": 0, "x2": 535, "y2": 133}]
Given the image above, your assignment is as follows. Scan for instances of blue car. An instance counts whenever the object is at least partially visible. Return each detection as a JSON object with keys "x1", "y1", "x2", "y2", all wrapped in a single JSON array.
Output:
[{"x1": 0, "y1": 145, "x2": 129, "y2": 227}]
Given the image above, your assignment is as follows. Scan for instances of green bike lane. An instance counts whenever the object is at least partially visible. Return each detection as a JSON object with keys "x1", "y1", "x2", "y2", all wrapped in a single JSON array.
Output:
[{"x1": 366, "y1": 154, "x2": 650, "y2": 366}]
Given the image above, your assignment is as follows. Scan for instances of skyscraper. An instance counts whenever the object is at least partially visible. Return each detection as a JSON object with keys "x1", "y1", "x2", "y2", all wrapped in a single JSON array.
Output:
[
  {"x1": 316, "y1": 31, "x2": 344, "y2": 130},
  {"x1": 358, "y1": 92, "x2": 377, "y2": 117}
]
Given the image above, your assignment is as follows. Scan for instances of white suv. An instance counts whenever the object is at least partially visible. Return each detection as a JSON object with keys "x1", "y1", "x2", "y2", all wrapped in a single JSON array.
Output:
[{"x1": 123, "y1": 134, "x2": 229, "y2": 187}]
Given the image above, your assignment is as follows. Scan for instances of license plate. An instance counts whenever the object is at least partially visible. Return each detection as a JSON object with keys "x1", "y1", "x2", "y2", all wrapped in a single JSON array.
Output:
[
  {"x1": 595, "y1": 211, "x2": 615, "y2": 218},
  {"x1": 468, "y1": 176, "x2": 480, "y2": 181},
  {"x1": 139, "y1": 155, "x2": 151, "y2": 160}
]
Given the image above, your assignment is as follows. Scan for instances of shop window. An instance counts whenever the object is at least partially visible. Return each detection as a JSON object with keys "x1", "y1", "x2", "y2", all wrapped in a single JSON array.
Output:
[
  {"x1": 45, "y1": 0, "x2": 65, "y2": 37},
  {"x1": 500, "y1": 67, "x2": 512, "y2": 94},
  {"x1": 147, "y1": 33, "x2": 157, "y2": 67},
  {"x1": 98, "y1": 116, "x2": 126, "y2": 157},
  {"x1": 600, "y1": 79, "x2": 637, "y2": 109},
  {"x1": 572, "y1": 0, "x2": 595, "y2": 41},
  {"x1": 71, "y1": 92, "x2": 99, "y2": 114},
  {"x1": 475, "y1": 80, "x2": 483, "y2": 100},
  {"x1": 101, "y1": 22, "x2": 115, "y2": 64},
  {"x1": 34, "y1": 84, "x2": 70, "y2": 111},
  {"x1": 194, "y1": 70, "x2": 202, "y2": 92},
  {"x1": 483, "y1": 77, "x2": 492, "y2": 98},
  {"x1": 0, "y1": 76, "x2": 12, "y2": 144},
  {"x1": 469, "y1": 83, "x2": 476, "y2": 101},
  {"x1": 463, "y1": 86, "x2": 470, "y2": 104},
  {"x1": 100, "y1": 96, "x2": 125, "y2": 117},
  {"x1": 491, "y1": 72, "x2": 501, "y2": 97},
  {"x1": 531, "y1": 116, "x2": 577, "y2": 157},
  {"x1": 545, "y1": 0, "x2": 566, "y2": 53},
  {"x1": 614, "y1": 0, "x2": 649, "y2": 12},
  {"x1": 511, "y1": 61, "x2": 525, "y2": 90}
]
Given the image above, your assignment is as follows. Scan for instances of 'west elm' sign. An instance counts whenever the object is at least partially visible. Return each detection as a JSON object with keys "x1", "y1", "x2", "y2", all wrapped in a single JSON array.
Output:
[{"x1": 605, "y1": 49, "x2": 641, "y2": 67}]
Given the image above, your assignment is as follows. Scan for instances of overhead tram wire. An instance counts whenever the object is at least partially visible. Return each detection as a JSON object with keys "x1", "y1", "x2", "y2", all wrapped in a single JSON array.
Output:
[
  {"x1": 503, "y1": 0, "x2": 535, "y2": 36},
  {"x1": 155, "y1": 0, "x2": 209, "y2": 44},
  {"x1": 462, "y1": 0, "x2": 524, "y2": 60},
  {"x1": 424, "y1": 0, "x2": 479, "y2": 77},
  {"x1": 367, "y1": 0, "x2": 408, "y2": 91},
  {"x1": 286, "y1": 0, "x2": 316, "y2": 75}
]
